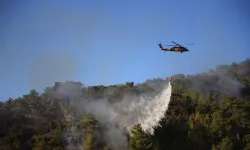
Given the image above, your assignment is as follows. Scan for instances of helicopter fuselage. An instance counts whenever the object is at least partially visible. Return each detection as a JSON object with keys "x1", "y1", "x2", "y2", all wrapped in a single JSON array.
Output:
[{"x1": 160, "y1": 45, "x2": 189, "y2": 53}]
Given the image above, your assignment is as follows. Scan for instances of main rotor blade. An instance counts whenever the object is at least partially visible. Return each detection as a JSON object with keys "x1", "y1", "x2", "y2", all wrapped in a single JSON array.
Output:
[{"x1": 171, "y1": 41, "x2": 179, "y2": 45}]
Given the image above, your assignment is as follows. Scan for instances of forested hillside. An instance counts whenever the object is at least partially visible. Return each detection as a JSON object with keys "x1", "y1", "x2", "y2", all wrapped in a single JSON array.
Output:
[{"x1": 0, "y1": 58, "x2": 250, "y2": 150}]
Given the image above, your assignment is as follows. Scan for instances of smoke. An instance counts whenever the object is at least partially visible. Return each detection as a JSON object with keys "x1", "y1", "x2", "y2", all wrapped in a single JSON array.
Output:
[
  {"x1": 51, "y1": 81, "x2": 172, "y2": 150},
  {"x1": 117, "y1": 82, "x2": 172, "y2": 134},
  {"x1": 131, "y1": 82, "x2": 172, "y2": 134},
  {"x1": 178, "y1": 62, "x2": 246, "y2": 97}
]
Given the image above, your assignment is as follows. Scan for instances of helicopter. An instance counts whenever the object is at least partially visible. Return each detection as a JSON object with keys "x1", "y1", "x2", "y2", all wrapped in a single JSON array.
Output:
[{"x1": 158, "y1": 41, "x2": 191, "y2": 53}]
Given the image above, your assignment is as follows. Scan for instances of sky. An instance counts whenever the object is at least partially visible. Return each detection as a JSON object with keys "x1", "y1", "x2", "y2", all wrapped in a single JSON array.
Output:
[{"x1": 0, "y1": 0, "x2": 249, "y2": 100}]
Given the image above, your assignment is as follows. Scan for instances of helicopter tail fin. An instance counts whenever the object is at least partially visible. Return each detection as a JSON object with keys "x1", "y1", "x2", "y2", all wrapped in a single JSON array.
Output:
[{"x1": 158, "y1": 43, "x2": 164, "y2": 50}]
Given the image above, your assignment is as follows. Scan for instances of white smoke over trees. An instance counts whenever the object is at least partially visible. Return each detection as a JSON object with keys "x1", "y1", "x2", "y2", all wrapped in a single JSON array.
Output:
[
  {"x1": 35, "y1": 59, "x2": 249, "y2": 150},
  {"x1": 47, "y1": 80, "x2": 172, "y2": 150}
]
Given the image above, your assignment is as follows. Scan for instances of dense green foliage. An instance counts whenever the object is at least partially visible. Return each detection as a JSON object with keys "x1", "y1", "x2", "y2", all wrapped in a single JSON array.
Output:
[{"x1": 0, "y1": 58, "x2": 250, "y2": 150}]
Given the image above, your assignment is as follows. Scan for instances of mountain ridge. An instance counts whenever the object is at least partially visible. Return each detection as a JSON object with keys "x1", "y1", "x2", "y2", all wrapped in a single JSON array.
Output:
[{"x1": 0, "y1": 58, "x2": 250, "y2": 150}]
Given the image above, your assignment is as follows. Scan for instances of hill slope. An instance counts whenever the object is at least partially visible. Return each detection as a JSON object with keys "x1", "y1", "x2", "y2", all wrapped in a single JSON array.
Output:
[{"x1": 0, "y1": 58, "x2": 250, "y2": 150}]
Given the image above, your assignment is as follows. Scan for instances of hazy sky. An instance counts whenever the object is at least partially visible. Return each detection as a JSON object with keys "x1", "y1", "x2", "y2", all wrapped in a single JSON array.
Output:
[{"x1": 0, "y1": 0, "x2": 249, "y2": 100}]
